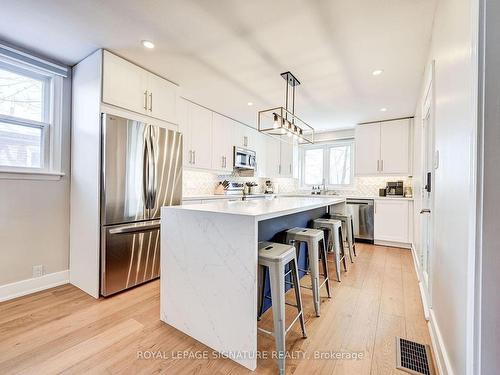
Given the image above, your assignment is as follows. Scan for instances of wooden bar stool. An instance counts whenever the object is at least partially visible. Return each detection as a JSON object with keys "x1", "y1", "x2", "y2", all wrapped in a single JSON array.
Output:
[
  {"x1": 312, "y1": 218, "x2": 348, "y2": 281},
  {"x1": 285, "y1": 227, "x2": 331, "y2": 317},
  {"x1": 257, "y1": 242, "x2": 307, "y2": 375}
]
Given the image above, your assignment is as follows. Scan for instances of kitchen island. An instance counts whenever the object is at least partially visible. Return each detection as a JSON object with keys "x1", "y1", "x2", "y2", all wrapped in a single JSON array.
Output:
[{"x1": 160, "y1": 197, "x2": 345, "y2": 370}]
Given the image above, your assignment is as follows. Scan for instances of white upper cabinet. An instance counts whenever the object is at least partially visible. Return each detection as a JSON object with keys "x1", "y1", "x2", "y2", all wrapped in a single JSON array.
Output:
[
  {"x1": 355, "y1": 118, "x2": 411, "y2": 176},
  {"x1": 234, "y1": 124, "x2": 256, "y2": 150},
  {"x1": 280, "y1": 141, "x2": 294, "y2": 178},
  {"x1": 211, "y1": 113, "x2": 234, "y2": 172},
  {"x1": 355, "y1": 123, "x2": 381, "y2": 175},
  {"x1": 180, "y1": 100, "x2": 212, "y2": 169},
  {"x1": 265, "y1": 136, "x2": 281, "y2": 178},
  {"x1": 374, "y1": 199, "x2": 410, "y2": 243},
  {"x1": 188, "y1": 103, "x2": 213, "y2": 170},
  {"x1": 147, "y1": 73, "x2": 177, "y2": 124},
  {"x1": 380, "y1": 119, "x2": 410, "y2": 174},
  {"x1": 102, "y1": 51, "x2": 178, "y2": 124},
  {"x1": 102, "y1": 51, "x2": 148, "y2": 115}
]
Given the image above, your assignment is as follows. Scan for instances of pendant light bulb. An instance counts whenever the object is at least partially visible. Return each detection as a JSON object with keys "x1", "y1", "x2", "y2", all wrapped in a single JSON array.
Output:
[{"x1": 273, "y1": 113, "x2": 279, "y2": 129}]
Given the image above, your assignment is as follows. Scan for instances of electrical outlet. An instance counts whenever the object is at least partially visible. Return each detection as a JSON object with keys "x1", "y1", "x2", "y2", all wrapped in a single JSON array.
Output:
[{"x1": 32, "y1": 265, "x2": 44, "y2": 278}]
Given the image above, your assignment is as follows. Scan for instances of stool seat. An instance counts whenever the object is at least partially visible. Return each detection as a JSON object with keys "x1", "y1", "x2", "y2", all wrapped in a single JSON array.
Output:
[
  {"x1": 286, "y1": 227, "x2": 324, "y2": 241},
  {"x1": 258, "y1": 242, "x2": 295, "y2": 263}
]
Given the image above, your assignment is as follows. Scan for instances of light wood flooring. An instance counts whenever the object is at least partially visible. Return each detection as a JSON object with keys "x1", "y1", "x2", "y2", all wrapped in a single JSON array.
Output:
[{"x1": 0, "y1": 244, "x2": 433, "y2": 374}]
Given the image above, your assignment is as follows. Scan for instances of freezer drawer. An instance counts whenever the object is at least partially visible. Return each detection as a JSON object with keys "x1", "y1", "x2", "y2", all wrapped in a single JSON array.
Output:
[{"x1": 101, "y1": 220, "x2": 161, "y2": 296}]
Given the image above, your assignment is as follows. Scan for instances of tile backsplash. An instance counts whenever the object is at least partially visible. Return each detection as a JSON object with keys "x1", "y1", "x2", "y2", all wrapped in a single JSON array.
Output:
[
  {"x1": 182, "y1": 169, "x2": 298, "y2": 196},
  {"x1": 182, "y1": 169, "x2": 412, "y2": 197}
]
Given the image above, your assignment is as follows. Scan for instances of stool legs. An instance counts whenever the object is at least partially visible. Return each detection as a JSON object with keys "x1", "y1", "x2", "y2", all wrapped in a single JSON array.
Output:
[
  {"x1": 350, "y1": 219, "x2": 357, "y2": 257},
  {"x1": 290, "y1": 257, "x2": 307, "y2": 338},
  {"x1": 257, "y1": 265, "x2": 267, "y2": 320},
  {"x1": 306, "y1": 238, "x2": 331, "y2": 317},
  {"x1": 320, "y1": 238, "x2": 331, "y2": 299},
  {"x1": 339, "y1": 226, "x2": 348, "y2": 273},
  {"x1": 268, "y1": 261, "x2": 286, "y2": 375}
]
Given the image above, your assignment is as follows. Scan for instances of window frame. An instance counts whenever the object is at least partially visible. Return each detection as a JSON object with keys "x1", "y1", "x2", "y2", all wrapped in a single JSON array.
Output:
[
  {"x1": 299, "y1": 139, "x2": 355, "y2": 190},
  {"x1": 0, "y1": 55, "x2": 64, "y2": 177}
]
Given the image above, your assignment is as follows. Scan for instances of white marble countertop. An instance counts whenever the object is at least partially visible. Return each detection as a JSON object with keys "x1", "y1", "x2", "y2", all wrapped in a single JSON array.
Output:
[
  {"x1": 182, "y1": 193, "x2": 271, "y2": 200},
  {"x1": 167, "y1": 196, "x2": 345, "y2": 221},
  {"x1": 182, "y1": 193, "x2": 413, "y2": 201}
]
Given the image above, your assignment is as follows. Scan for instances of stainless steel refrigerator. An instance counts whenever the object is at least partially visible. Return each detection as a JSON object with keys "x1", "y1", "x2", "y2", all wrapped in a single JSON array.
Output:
[{"x1": 100, "y1": 114, "x2": 182, "y2": 296}]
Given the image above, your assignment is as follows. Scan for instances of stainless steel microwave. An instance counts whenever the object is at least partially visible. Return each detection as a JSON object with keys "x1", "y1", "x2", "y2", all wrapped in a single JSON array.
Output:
[{"x1": 234, "y1": 146, "x2": 256, "y2": 170}]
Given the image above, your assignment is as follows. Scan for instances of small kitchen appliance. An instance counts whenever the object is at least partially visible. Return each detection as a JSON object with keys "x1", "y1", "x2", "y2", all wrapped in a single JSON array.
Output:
[
  {"x1": 385, "y1": 181, "x2": 404, "y2": 196},
  {"x1": 264, "y1": 180, "x2": 274, "y2": 194}
]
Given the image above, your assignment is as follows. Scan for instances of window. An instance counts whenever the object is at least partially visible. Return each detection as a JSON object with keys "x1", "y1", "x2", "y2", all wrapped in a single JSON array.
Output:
[
  {"x1": 0, "y1": 55, "x2": 63, "y2": 175},
  {"x1": 300, "y1": 140, "x2": 354, "y2": 189}
]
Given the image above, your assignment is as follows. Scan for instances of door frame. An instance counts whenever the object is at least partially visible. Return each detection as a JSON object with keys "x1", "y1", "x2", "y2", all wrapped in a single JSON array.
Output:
[{"x1": 420, "y1": 60, "x2": 436, "y2": 309}]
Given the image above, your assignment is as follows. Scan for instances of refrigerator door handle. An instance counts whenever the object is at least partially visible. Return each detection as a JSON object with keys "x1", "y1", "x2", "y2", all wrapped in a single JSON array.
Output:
[
  {"x1": 108, "y1": 221, "x2": 161, "y2": 234},
  {"x1": 143, "y1": 131, "x2": 150, "y2": 209},
  {"x1": 148, "y1": 126, "x2": 157, "y2": 209}
]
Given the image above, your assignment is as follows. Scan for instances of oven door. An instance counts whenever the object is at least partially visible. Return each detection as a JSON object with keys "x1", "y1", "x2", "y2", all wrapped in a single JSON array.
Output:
[{"x1": 101, "y1": 220, "x2": 161, "y2": 296}]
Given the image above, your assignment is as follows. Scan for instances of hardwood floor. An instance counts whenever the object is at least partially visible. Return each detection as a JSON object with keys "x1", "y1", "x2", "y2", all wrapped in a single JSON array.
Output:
[{"x1": 0, "y1": 244, "x2": 433, "y2": 374}]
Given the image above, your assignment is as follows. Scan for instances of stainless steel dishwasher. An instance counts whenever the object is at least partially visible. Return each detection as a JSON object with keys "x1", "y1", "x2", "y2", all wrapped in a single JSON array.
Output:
[{"x1": 346, "y1": 198, "x2": 374, "y2": 243}]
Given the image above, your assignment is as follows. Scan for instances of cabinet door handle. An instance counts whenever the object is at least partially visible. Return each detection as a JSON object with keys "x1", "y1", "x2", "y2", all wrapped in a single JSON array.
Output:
[
  {"x1": 149, "y1": 92, "x2": 153, "y2": 111},
  {"x1": 144, "y1": 90, "x2": 148, "y2": 110},
  {"x1": 189, "y1": 150, "x2": 192, "y2": 164},
  {"x1": 193, "y1": 151, "x2": 196, "y2": 164},
  {"x1": 244, "y1": 136, "x2": 248, "y2": 147},
  {"x1": 289, "y1": 164, "x2": 292, "y2": 174}
]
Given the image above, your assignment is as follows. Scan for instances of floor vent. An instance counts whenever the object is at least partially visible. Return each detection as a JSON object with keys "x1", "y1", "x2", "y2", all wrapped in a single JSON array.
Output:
[{"x1": 396, "y1": 337, "x2": 434, "y2": 375}]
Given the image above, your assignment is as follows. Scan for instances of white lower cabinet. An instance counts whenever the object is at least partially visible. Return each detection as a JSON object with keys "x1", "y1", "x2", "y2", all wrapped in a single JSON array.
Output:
[{"x1": 374, "y1": 199, "x2": 410, "y2": 244}]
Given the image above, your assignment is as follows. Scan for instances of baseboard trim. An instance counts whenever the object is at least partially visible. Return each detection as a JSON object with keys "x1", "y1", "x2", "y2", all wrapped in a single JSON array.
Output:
[
  {"x1": 410, "y1": 244, "x2": 430, "y2": 319},
  {"x1": 428, "y1": 309, "x2": 454, "y2": 375},
  {"x1": 0, "y1": 270, "x2": 69, "y2": 302},
  {"x1": 374, "y1": 239, "x2": 411, "y2": 248},
  {"x1": 409, "y1": 244, "x2": 452, "y2": 375}
]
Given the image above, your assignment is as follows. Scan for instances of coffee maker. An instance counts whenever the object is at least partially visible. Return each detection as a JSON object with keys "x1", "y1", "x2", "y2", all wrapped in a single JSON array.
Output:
[
  {"x1": 385, "y1": 181, "x2": 404, "y2": 196},
  {"x1": 264, "y1": 180, "x2": 274, "y2": 194}
]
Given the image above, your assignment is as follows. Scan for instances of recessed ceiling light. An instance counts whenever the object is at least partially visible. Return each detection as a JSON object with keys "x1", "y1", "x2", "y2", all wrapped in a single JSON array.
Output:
[
  {"x1": 372, "y1": 69, "x2": 384, "y2": 76},
  {"x1": 142, "y1": 40, "x2": 155, "y2": 49},
  {"x1": 247, "y1": 102, "x2": 253, "y2": 106},
  {"x1": 380, "y1": 107, "x2": 387, "y2": 112}
]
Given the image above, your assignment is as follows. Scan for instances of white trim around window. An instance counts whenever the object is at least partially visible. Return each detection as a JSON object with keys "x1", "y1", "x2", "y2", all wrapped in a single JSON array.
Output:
[
  {"x1": 299, "y1": 139, "x2": 355, "y2": 190},
  {"x1": 0, "y1": 52, "x2": 65, "y2": 179}
]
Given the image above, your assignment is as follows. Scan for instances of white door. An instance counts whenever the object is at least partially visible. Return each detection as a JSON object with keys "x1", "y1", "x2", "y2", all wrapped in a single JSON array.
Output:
[
  {"x1": 102, "y1": 51, "x2": 148, "y2": 114},
  {"x1": 211, "y1": 113, "x2": 234, "y2": 172},
  {"x1": 421, "y1": 99, "x2": 435, "y2": 300},
  {"x1": 147, "y1": 73, "x2": 177, "y2": 124},
  {"x1": 280, "y1": 141, "x2": 294, "y2": 177},
  {"x1": 189, "y1": 103, "x2": 213, "y2": 169},
  {"x1": 380, "y1": 119, "x2": 410, "y2": 174},
  {"x1": 355, "y1": 123, "x2": 381, "y2": 175}
]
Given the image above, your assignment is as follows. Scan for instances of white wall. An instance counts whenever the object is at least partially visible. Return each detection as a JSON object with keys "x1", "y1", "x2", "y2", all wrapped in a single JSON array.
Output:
[
  {"x1": 0, "y1": 76, "x2": 71, "y2": 286},
  {"x1": 413, "y1": 0, "x2": 478, "y2": 373}
]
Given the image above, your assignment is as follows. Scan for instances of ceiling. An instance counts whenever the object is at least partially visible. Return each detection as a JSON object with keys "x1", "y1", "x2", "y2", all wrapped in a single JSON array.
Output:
[{"x1": 0, "y1": 0, "x2": 436, "y2": 130}]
